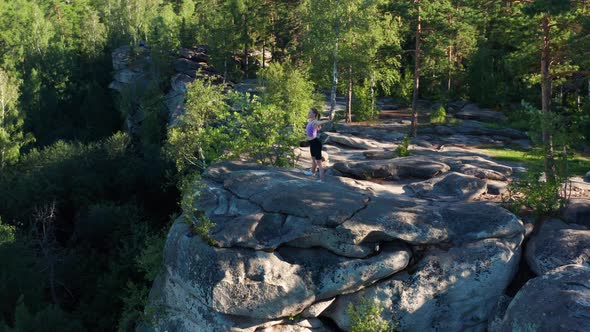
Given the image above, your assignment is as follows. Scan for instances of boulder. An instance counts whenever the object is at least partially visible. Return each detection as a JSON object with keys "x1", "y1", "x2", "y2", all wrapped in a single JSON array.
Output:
[
  {"x1": 455, "y1": 104, "x2": 507, "y2": 123},
  {"x1": 341, "y1": 201, "x2": 524, "y2": 245},
  {"x1": 487, "y1": 180, "x2": 509, "y2": 195},
  {"x1": 324, "y1": 235, "x2": 523, "y2": 332},
  {"x1": 413, "y1": 151, "x2": 513, "y2": 181},
  {"x1": 492, "y1": 264, "x2": 590, "y2": 332},
  {"x1": 405, "y1": 172, "x2": 487, "y2": 201},
  {"x1": 171, "y1": 73, "x2": 194, "y2": 93},
  {"x1": 332, "y1": 156, "x2": 451, "y2": 180},
  {"x1": 525, "y1": 219, "x2": 590, "y2": 275},
  {"x1": 446, "y1": 100, "x2": 468, "y2": 112},
  {"x1": 160, "y1": 221, "x2": 410, "y2": 320},
  {"x1": 325, "y1": 132, "x2": 385, "y2": 150},
  {"x1": 179, "y1": 47, "x2": 210, "y2": 62},
  {"x1": 561, "y1": 198, "x2": 590, "y2": 227}
]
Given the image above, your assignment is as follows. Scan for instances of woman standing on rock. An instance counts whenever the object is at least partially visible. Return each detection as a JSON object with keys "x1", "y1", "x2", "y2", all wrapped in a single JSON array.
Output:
[{"x1": 304, "y1": 108, "x2": 329, "y2": 182}]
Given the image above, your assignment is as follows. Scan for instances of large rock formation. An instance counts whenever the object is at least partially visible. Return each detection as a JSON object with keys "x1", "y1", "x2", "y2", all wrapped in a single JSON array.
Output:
[{"x1": 140, "y1": 161, "x2": 525, "y2": 332}]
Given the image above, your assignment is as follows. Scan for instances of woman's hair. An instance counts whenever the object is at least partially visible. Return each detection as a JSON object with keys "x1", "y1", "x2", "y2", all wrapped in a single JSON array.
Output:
[{"x1": 310, "y1": 108, "x2": 320, "y2": 120}]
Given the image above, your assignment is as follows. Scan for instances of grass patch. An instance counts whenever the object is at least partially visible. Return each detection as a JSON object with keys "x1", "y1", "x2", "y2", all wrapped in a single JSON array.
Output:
[{"x1": 481, "y1": 147, "x2": 590, "y2": 176}]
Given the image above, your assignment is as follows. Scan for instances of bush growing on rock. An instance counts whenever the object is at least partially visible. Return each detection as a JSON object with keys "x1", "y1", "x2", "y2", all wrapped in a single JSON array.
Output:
[
  {"x1": 395, "y1": 136, "x2": 411, "y2": 157},
  {"x1": 166, "y1": 63, "x2": 317, "y2": 174},
  {"x1": 505, "y1": 169, "x2": 566, "y2": 217},
  {"x1": 347, "y1": 298, "x2": 397, "y2": 332},
  {"x1": 429, "y1": 105, "x2": 447, "y2": 124}
]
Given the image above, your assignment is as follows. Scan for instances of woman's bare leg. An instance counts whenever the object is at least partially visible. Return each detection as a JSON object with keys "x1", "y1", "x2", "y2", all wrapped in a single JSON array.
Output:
[
  {"x1": 316, "y1": 159, "x2": 324, "y2": 181},
  {"x1": 311, "y1": 158, "x2": 317, "y2": 174}
]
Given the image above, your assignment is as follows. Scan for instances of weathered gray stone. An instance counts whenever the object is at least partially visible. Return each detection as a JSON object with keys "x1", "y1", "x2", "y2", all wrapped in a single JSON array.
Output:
[
  {"x1": 492, "y1": 264, "x2": 590, "y2": 332},
  {"x1": 362, "y1": 150, "x2": 397, "y2": 160},
  {"x1": 333, "y1": 156, "x2": 451, "y2": 180},
  {"x1": 325, "y1": 132, "x2": 385, "y2": 150},
  {"x1": 324, "y1": 236, "x2": 523, "y2": 332},
  {"x1": 113, "y1": 68, "x2": 145, "y2": 84},
  {"x1": 220, "y1": 170, "x2": 370, "y2": 227},
  {"x1": 413, "y1": 151, "x2": 513, "y2": 180},
  {"x1": 455, "y1": 104, "x2": 507, "y2": 123},
  {"x1": 561, "y1": 198, "x2": 590, "y2": 227},
  {"x1": 405, "y1": 172, "x2": 487, "y2": 201},
  {"x1": 171, "y1": 73, "x2": 194, "y2": 93},
  {"x1": 161, "y1": 221, "x2": 410, "y2": 320},
  {"x1": 487, "y1": 180, "x2": 509, "y2": 195},
  {"x1": 342, "y1": 201, "x2": 524, "y2": 245},
  {"x1": 301, "y1": 298, "x2": 335, "y2": 318},
  {"x1": 446, "y1": 100, "x2": 468, "y2": 112},
  {"x1": 165, "y1": 91, "x2": 186, "y2": 121},
  {"x1": 525, "y1": 219, "x2": 590, "y2": 275}
]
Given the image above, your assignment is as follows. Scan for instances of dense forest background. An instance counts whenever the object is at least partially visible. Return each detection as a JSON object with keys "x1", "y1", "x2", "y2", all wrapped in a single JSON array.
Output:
[{"x1": 0, "y1": 0, "x2": 589, "y2": 331}]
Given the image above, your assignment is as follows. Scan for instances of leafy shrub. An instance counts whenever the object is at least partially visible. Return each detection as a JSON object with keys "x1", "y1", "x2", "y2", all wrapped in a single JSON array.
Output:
[
  {"x1": 167, "y1": 64, "x2": 317, "y2": 173},
  {"x1": 347, "y1": 298, "x2": 396, "y2": 332},
  {"x1": 505, "y1": 170, "x2": 566, "y2": 217},
  {"x1": 429, "y1": 105, "x2": 446, "y2": 124},
  {"x1": 395, "y1": 136, "x2": 411, "y2": 157},
  {"x1": 178, "y1": 172, "x2": 217, "y2": 245}
]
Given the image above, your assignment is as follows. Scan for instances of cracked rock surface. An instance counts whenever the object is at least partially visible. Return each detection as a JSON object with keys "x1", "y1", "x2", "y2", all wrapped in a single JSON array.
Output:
[{"x1": 141, "y1": 161, "x2": 525, "y2": 332}]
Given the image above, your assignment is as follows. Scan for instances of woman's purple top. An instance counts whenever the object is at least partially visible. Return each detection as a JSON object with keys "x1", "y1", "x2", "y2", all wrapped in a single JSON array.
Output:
[{"x1": 306, "y1": 121, "x2": 317, "y2": 138}]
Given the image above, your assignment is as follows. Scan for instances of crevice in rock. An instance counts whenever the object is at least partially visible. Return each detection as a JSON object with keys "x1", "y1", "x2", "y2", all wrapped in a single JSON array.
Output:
[
  {"x1": 563, "y1": 281, "x2": 590, "y2": 290},
  {"x1": 317, "y1": 315, "x2": 345, "y2": 331},
  {"x1": 340, "y1": 196, "x2": 372, "y2": 224},
  {"x1": 505, "y1": 249, "x2": 535, "y2": 297}
]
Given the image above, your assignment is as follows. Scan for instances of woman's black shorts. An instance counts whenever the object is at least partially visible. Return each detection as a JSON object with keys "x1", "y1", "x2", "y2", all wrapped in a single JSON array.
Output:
[{"x1": 309, "y1": 138, "x2": 322, "y2": 160}]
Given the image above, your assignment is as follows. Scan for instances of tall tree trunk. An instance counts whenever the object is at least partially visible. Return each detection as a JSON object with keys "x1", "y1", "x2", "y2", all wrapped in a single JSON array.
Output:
[
  {"x1": 410, "y1": 2, "x2": 421, "y2": 137},
  {"x1": 243, "y1": 12, "x2": 249, "y2": 78},
  {"x1": 329, "y1": 0, "x2": 340, "y2": 120},
  {"x1": 541, "y1": 14, "x2": 556, "y2": 182},
  {"x1": 447, "y1": 46, "x2": 452, "y2": 92},
  {"x1": 346, "y1": 65, "x2": 352, "y2": 123},
  {"x1": 370, "y1": 74, "x2": 376, "y2": 116},
  {"x1": 262, "y1": 39, "x2": 266, "y2": 68}
]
